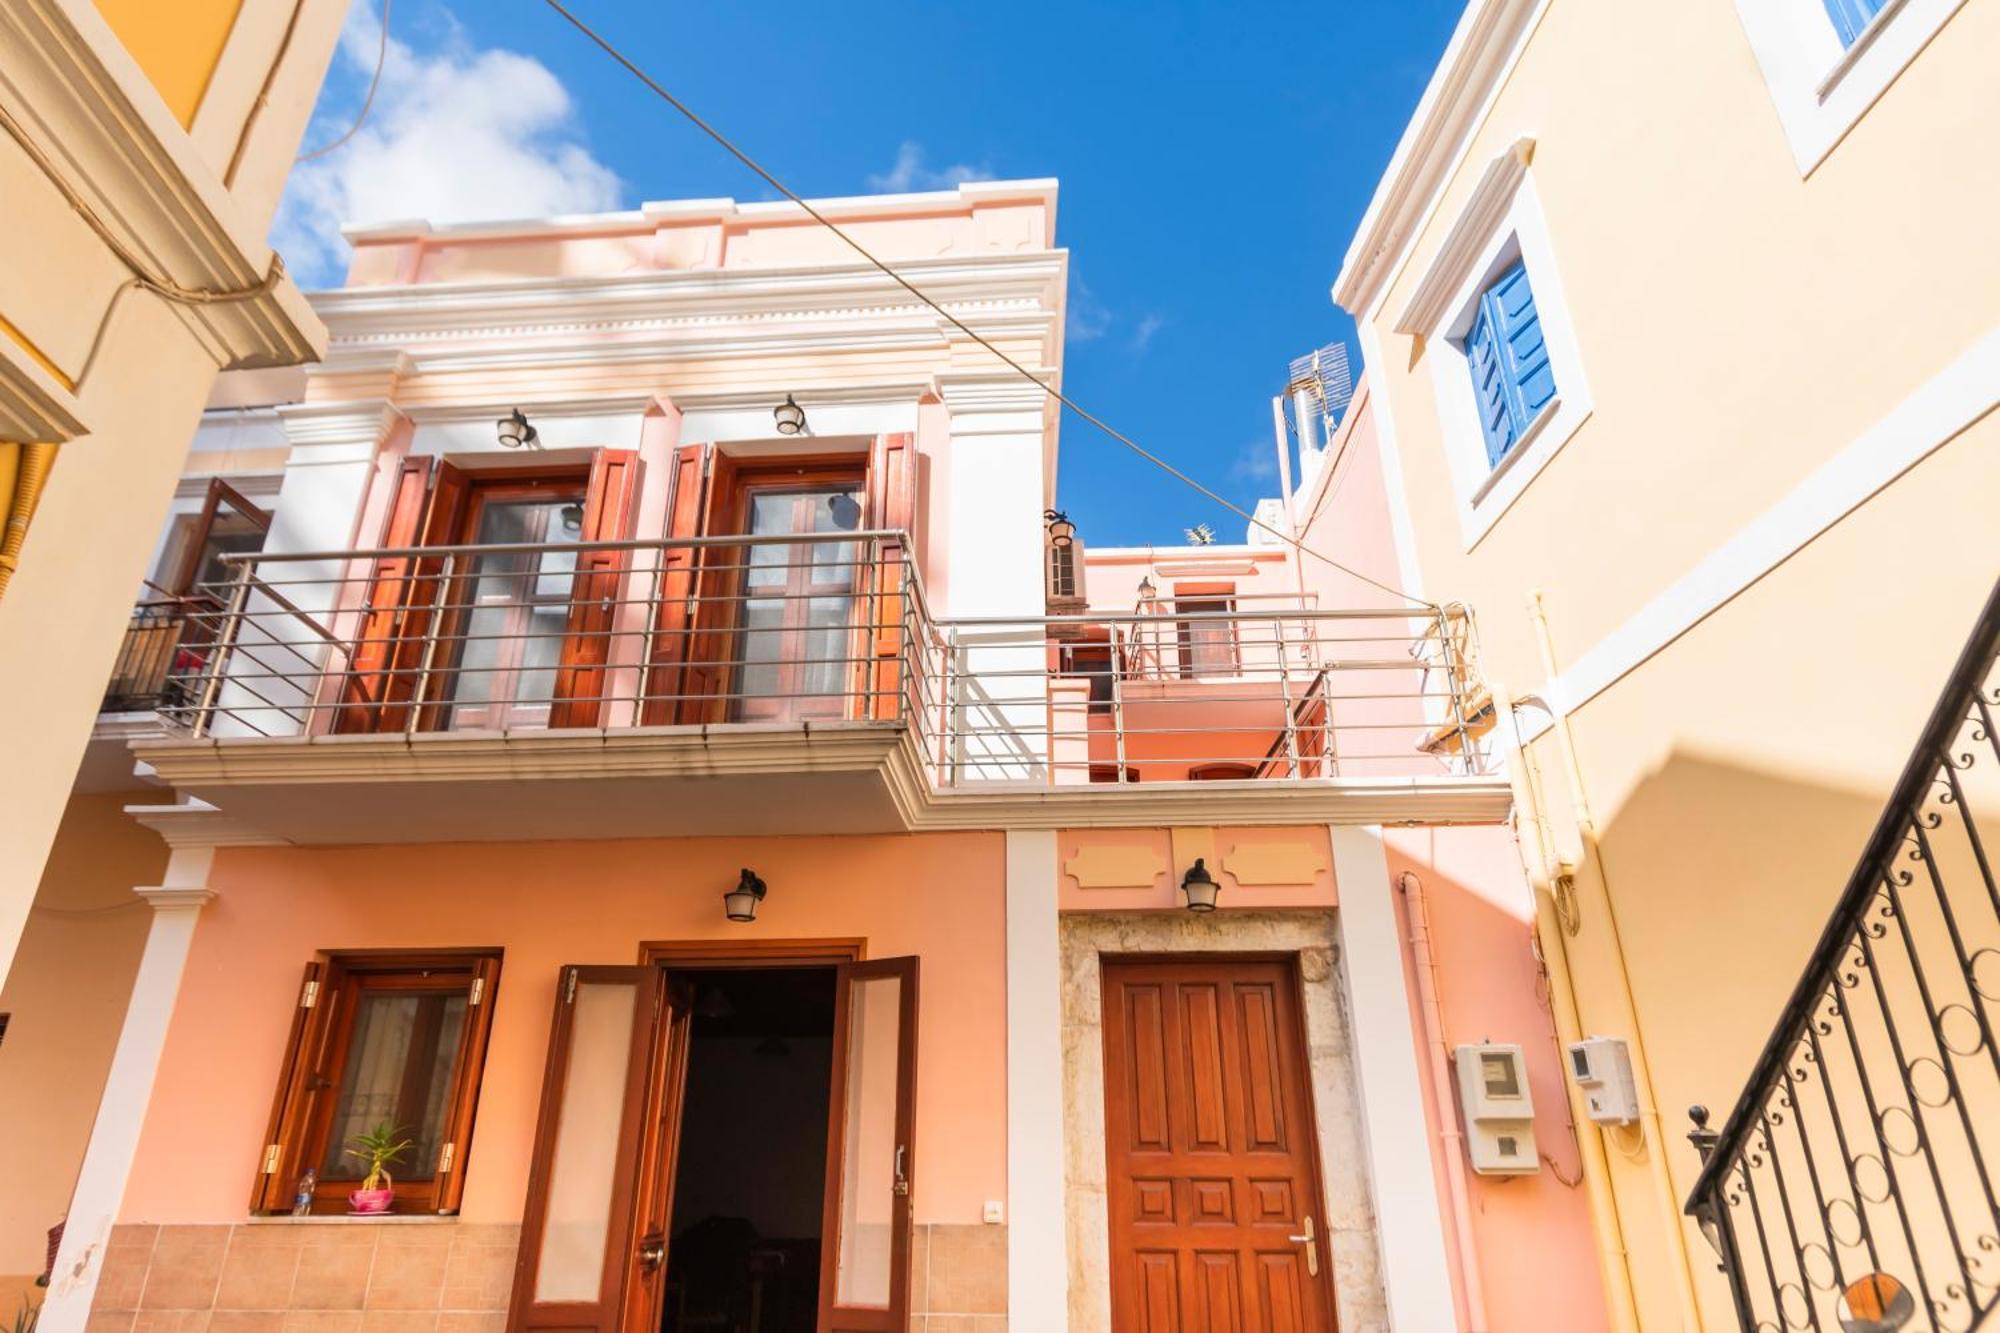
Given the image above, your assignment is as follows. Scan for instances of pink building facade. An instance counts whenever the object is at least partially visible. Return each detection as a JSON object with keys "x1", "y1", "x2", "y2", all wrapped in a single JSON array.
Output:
[{"x1": 14, "y1": 182, "x2": 1603, "y2": 1333}]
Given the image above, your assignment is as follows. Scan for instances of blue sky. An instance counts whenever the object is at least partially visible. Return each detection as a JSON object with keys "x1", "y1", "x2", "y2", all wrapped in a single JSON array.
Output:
[{"x1": 276, "y1": 0, "x2": 1463, "y2": 547}]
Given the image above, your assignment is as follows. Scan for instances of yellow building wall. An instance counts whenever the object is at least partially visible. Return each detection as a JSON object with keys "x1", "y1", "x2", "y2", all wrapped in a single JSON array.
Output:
[
  {"x1": 92, "y1": 0, "x2": 245, "y2": 128},
  {"x1": 1351, "y1": 2, "x2": 2000, "y2": 1326},
  {"x1": 0, "y1": 792, "x2": 162, "y2": 1291}
]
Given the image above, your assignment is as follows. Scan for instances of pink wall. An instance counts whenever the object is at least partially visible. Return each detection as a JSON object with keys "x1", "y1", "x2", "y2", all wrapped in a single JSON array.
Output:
[{"x1": 121, "y1": 832, "x2": 1006, "y2": 1228}]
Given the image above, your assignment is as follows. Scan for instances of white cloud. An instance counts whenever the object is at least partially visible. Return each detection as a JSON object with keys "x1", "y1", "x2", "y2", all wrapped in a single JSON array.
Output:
[
  {"x1": 1230, "y1": 438, "x2": 1279, "y2": 483},
  {"x1": 1066, "y1": 279, "x2": 1112, "y2": 343},
  {"x1": 272, "y1": 3, "x2": 623, "y2": 286},
  {"x1": 1131, "y1": 313, "x2": 1165, "y2": 353},
  {"x1": 866, "y1": 141, "x2": 994, "y2": 193}
]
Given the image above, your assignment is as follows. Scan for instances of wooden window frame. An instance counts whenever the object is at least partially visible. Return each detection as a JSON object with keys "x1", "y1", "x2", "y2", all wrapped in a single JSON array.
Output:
[
  {"x1": 167, "y1": 477, "x2": 273, "y2": 599},
  {"x1": 250, "y1": 949, "x2": 503, "y2": 1216},
  {"x1": 1173, "y1": 582, "x2": 1240, "y2": 679}
]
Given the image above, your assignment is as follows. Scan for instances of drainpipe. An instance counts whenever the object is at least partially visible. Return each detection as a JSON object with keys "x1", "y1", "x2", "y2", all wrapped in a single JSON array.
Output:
[
  {"x1": 1270, "y1": 396, "x2": 1305, "y2": 600},
  {"x1": 1397, "y1": 868, "x2": 1491, "y2": 1333},
  {"x1": 0, "y1": 442, "x2": 57, "y2": 601},
  {"x1": 1526, "y1": 592, "x2": 1706, "y2": 1332},
  {"x1": 1494, "y1": 681, "x2": 1642, "y2": 1333}
]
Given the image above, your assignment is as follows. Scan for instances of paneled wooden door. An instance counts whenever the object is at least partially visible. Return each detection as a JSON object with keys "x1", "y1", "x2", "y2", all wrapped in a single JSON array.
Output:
[{"x1": 1101, "y1": 957, "x2": 1337, "y2": 1333}]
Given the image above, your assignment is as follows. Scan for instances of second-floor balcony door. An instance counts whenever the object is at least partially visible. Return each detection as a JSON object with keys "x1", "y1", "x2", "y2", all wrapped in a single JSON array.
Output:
[
  {"x1": 735, "y1": 484, "x2": 866, "y2": 723},
  {"x1": 446, "y1": 483, "x2": 586, "y2": 731}
]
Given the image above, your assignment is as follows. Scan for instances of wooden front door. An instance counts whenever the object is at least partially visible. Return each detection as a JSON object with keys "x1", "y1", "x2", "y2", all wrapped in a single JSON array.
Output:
[
  {"x1": 1101, "y1": 957, "x2": 1337, "y2": 1333},
  {"x1": 734, "y1": 482, "x2": 867, "y2": 723}
]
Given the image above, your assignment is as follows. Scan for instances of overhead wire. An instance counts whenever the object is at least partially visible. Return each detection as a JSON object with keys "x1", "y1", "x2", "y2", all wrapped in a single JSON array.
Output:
[
  {"x1": 297, "y1": 0, "x2": 394, "y2": 164},
  {"x1": 536, "y1": 0, "x2": 1435, "y2": 612}
]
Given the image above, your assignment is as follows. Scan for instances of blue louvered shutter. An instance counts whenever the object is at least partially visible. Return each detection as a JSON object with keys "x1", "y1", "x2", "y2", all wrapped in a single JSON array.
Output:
[
  {"x1": 1488, "y1": 260, "x2": 1556, "y2": 449},
  {"x1": 1822, "y1": 0, "x2": 1887, "y2": 46},
  {"x1": 1463, "y1": 302, "x2": 1515, "y2": 466}
]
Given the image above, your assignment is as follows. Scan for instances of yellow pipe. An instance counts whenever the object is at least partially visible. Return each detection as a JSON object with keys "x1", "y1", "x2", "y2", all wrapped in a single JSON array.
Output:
[
  {"x1": 1527, "y1": 591, "x2": 1706, "y2": 1331},
  {"x1": 0, "y1": 440, "x2": 57, "y2": 601},
  {"x1": 1494, "y1": 681, "x2": 1642, "y2": 1333}
]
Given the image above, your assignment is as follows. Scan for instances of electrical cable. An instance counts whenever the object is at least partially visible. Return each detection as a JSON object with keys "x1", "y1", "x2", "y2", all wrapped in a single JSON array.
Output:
[
  {"x1": 296, "y1": 0, "x2": 393, "y2": 164},
  {"x1": 537, "y1": 0, "x2": 1435, "y2": 612}
]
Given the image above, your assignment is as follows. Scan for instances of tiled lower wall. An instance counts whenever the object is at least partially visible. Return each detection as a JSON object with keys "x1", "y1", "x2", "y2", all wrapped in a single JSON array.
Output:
[{"x1": 87, "y1": 1221, "x2": 1005, "y2": 1333}]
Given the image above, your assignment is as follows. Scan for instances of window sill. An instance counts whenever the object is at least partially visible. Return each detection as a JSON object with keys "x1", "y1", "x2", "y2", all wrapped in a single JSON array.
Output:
[
  {"x1": 244, "y1": 1214, "x2": 458, "y2": 1225},
  {"x1": 1468, "y1": 399, "x2": 1560, "y2": 507},
  {"x1": 1816, "y1": 0, "x2": 1913, "y2": 97}
]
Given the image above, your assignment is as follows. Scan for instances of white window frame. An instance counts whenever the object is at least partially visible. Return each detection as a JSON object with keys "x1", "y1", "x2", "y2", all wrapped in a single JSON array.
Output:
[
  {"x1": 1731, "y1": 0, "x2": 1971, "y2": 175},
  {"x1": 1401, "y1": 160, "x2": 1592, "y2": 550}
]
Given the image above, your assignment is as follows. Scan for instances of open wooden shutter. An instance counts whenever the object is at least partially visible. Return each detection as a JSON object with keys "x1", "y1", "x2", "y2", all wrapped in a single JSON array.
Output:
[
  {"x1": 639, "y1": 444, "x2": 712, "y2": 726},
  {"x1": 817, "y1": 956, "x2": 920, "y2": 1333},
  {"x1": 433, "y1": 953, "x2": 503, "y2": 1214},
  {"x1": 620, "y1": 975, "x2": 693, "y2": 1333},
  {"x1": 249, "y1": 960, "x2": 340, "y2": 1213},
  {"x1": 508, "y1": 966, "x2": 667, "y2": 1333},
  {"x1": 861, "y1": 434, "x2": 917, "y2": 721},
  {"x1": 333, "y1": 459, "x2": 471, "y2": 733},
  {"x1": 550, "y1": 449, "x2": 644, "y2": 728}
]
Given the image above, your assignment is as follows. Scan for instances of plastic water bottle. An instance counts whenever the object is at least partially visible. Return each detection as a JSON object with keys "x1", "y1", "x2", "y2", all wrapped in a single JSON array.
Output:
[{"x1": 291, "y1": 1167, "x2": 317, "y2": 1217}]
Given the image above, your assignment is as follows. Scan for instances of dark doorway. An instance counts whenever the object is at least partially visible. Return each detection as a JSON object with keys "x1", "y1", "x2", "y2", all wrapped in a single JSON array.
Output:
[{"x1": 662, "y1": 966, "x2": 837, "y2": 1333}]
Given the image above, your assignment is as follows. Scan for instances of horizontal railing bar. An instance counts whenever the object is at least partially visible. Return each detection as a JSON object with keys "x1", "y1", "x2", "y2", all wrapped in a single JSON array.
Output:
[{"x1": 215, "y1": 530, "x2": 914, "y2": 563}]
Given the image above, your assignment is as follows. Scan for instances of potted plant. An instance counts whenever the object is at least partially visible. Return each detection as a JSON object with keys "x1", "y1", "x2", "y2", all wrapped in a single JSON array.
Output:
[{"x1": 343, "y1": 1122, "x2": 413, "y2": 1215}]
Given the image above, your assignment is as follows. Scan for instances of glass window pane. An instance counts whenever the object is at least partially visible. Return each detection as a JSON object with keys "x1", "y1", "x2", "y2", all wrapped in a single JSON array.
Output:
[
  {"x1": 834, "y1": 974, "x2": 901, "y2": 1308},
  {"x1": 803, "y1": 597, "x2": 853, "y2": 697},
  {"x1": 533, "y1": 980, "x2": 638, "y2": 1304},
  {"x1": 322, "y1": 989, "x2": 469, "y2": 1180},
  {"x1": 739, "y1": 600, "x2": 783, "y2": 699}
]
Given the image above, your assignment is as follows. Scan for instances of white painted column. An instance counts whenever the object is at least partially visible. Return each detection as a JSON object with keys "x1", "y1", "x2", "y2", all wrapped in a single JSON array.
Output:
[
  {"x1": 1329, "y1": 825, "x2": 1457, "y2": 1332},
  {"x1": 40, "y1": 847, "x2": 218, "y2": 1333},
  {"x1": 938, "y1": 375, "x2": 1052, "y2": 781},
  {"x1": 1005, "y1": 829, "x2": 1067, "y2": 1328}
]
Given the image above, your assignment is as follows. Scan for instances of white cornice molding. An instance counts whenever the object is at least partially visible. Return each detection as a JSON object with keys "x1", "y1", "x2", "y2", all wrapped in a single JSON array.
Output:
[
  {"x1": 0, "y1": 328, "x2": 86, "y2": 441},
  {"x1": 125, "y1": 797, "x2": 289, "y2": 848},
  {"x1": 275, "y1": 399, "x2": 405, "y2": 448},
  {"x1": 934, "y1": 372, "x2": 1051, "y2": 415},
  {"x1": 1393, "y1": 138, "x2": 1536, "y2": 336},
  {"x1": 398, "y1": 395, "x2": 658, "y2": 425},
  {"x1": 134, "y1": 886, "x2": 218, "y2": 910},
  {"x1": 0, "y1": 0, "x2": 325, "y2": 369},
  {"x1": 340, "y1": 178, "x2": 1061, "y2": 245},
  {"x1": 1332, "y1": 0, "x2": 1545, "y2": 319}
]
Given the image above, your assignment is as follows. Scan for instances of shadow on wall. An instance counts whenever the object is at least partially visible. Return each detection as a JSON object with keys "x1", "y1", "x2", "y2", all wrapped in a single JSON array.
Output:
[{"x1": 1586, "y1": 745, "x2": 2000, "y2": 1319}]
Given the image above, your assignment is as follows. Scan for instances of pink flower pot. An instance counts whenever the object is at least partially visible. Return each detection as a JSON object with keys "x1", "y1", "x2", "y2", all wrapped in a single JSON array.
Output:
[{"x1": 347, "y1": 1188, "x2": 394, "y2": 1215}]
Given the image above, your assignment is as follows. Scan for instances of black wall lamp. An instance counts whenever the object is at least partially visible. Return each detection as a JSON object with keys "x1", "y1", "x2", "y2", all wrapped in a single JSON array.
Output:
[
  {"x1": 724, "y1": 869, "x2": 768, "y2": 922},
  {"x1": 496, "y1": 407, "x2": 541, "y2": 450},
  {"x1": 1043, "y1": 509, "x2": 1076, "y2": 547},
  {"x1": 774, "y1": 394, "x2": 808, "y2": 436},
  {"x1": 1181, "y1": 858, "x2": 1220, "y2": 913}
]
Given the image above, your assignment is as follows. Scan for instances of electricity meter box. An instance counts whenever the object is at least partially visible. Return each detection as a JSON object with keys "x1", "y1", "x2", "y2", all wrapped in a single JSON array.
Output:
[
  {"x1": 1452, "y1": 1043, "x2": 1538, "y2": 1176},
  {"x1": 1567, "y1": 1036, "x2": 1640, "y2": 1125}
]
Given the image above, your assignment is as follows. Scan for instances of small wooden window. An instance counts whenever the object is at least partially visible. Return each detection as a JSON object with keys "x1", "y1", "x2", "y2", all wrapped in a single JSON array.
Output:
[
  {"x1": 1174, "y1": 587, "x2": 1240, "y2": 679},
  {"x1": 251, "y1": 951, "x2": 502, "y2": 1216}
]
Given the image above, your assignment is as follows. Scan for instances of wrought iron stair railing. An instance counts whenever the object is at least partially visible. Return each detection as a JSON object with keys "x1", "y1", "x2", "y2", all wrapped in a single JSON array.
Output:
[{"x1": 1687, "y1": 579, "x2": 2000, "y2": 1333}]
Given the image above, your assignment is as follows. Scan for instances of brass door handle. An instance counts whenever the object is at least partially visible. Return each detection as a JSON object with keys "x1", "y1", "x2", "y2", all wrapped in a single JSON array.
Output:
[
  {"x1": 1287, "y1": 1215, "x2": 1319, "y2": 1277},
  {"x1": 638, "y1": 1240, "x2": 665, "y2": 1272}
]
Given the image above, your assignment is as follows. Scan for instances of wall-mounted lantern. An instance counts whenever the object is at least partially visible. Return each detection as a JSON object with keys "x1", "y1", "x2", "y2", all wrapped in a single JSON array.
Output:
[
  {"x1": 496, "y1": 408, "x2": 541, "y2": 450},
  {"x1": 1180, "y1": 858, "x2": 1220, "y2": 913},
  {"x1": 774, "y1": 394, "x2": 808, "y2": 436},
  {"x1": 1043, "y1": 509, "x2": 1076, "y2": 548},
  {"x1": 723, "y1": 869, "x2": 768, "y2": 923},
  {"x1": 1136, "y1": 575, "x2": 1157, "y2": 604}
]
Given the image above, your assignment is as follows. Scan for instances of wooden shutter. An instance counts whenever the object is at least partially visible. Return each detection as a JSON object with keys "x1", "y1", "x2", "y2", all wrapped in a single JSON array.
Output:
[
  {"x1": 1464, "y1": 302, "x2": 1514, "y2": 467},
  {"x1": 550, "y1": 449, "x2": 644, "y2": 728},
  {"x1": 249, "y1": 960, "x2": 339, "y2": 1213},
  {"x1": 433, "y1": 953, "x2": 503, "y2": 1214},
  {"x1": 1488, "y1": 259, "x2": 1555, "y2": 436},
  {"x1": 640, "y1": 444, "x2": 712, "y2": 726},
  {"x1": 620, "y1": 976, "x2": 694, "y2": 1333},
  {"x1": 817, "y1": 956, "x2": 920, "y2": 1333},
  {"x1": 333, "y1": 459, "x2": 471, "y2": 733},
  {"x1": 861, "y1": 433, "x2": 917, "y2": 721},
  {"x1": 507, "y1": 966, "x2": 666, "y2": 1333}
]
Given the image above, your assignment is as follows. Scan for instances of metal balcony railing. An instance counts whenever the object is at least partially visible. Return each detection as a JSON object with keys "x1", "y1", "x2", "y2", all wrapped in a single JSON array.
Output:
[
  {"x1": 103, "y1": 599, "x2": 204, "y2": 714},
  {"x1": 161, "y1": 532, "x2": 1494, "y2": 786},
  {"x1": 1687, "y1": 580, "x2": 2000, "y2": 1333}
]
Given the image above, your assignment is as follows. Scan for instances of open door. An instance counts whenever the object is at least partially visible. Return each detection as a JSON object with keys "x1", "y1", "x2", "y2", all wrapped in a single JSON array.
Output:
[
  {"x1": 509, "y1": 966, "x2": 680, "y2": 1333},
  {"x1": 817, "y1": 957, "x2": 919, "y2": 1333}
]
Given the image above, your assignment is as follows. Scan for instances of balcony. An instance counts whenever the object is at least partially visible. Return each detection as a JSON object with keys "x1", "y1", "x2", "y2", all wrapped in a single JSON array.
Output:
[{"x1": 129, "y1": 532, "x2": 1508, "y2": 839}]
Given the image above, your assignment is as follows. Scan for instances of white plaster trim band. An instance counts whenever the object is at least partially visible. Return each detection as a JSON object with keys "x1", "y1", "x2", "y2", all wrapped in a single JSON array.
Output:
[
  {"x1": 1328, "y1": 827, "x2": 1458, "y2": 1331},
  {"x1": 1394, "y1": 138, "x2": 1536, "y2": 337},
  {"x1": 1545, "y1": 325, "x2": 2000, "y2": 721},
  {"x1": 1005, "y1": 831, "x2": 1067, "y2": 1330}
]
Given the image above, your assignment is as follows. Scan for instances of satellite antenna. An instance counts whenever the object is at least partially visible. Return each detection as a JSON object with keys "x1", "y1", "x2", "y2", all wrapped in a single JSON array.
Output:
[{"x1": 1287, "y1": 342, "x2": 1353, "y2": 428}]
